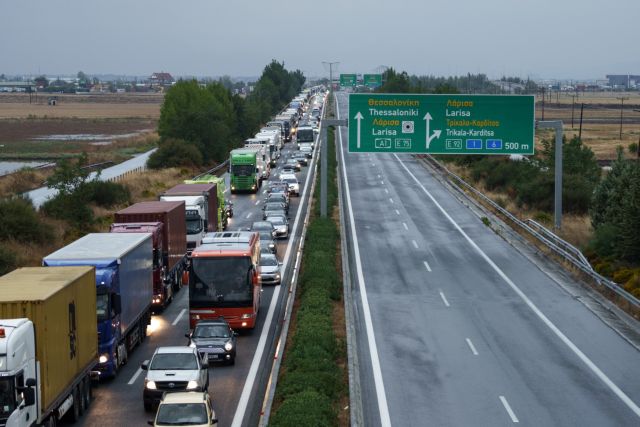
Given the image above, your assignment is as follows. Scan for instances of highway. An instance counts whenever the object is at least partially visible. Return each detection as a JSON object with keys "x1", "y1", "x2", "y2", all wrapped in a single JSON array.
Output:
[
  {"x1": 70, "y1": 133, "x2": 318, "y2": 426},
  {"x1": 335, "y1": 91, "x2": 640, "y2": 426}
]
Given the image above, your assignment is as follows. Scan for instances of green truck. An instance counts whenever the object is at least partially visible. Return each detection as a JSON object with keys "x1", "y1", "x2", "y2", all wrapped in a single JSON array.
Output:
[
  {"x1": 229, "y1": 148, "x2": 261, "y2": 193},
  {"x1": 184, "y1": 175, "x2": 233, "y2": 226}
]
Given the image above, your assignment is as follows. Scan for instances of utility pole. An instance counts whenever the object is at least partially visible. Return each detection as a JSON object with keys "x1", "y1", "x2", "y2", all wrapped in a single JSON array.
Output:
[
  {"x1": 571, "y1": 94, "x2": 576, "y2": 128},
  {"x1": 322, "y1": 61, "x2": 339, "y2": 93},
  {"x1": 616, "y1": 96, "x2": 629, "y2": 140},
  {"x1": 541, "y1": 87, "x2": 545, "y2": 121},
  {"x1": 579, "y1": 103, "x2": 584, "y2": 140}
]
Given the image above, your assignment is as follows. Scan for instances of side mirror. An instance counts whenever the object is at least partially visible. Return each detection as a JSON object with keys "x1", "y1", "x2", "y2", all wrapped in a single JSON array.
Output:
[
  {"x1": 201, "y1": 360, "x2": 209, "y2": 369},
  {"x1": 233, "y1": 331, "x2": 239, "y2": 337},
  {"x1": 211, "y1": 419, "x2": 218, "y2": 425},
  {"x1": 25, "y1": 378, "x2": 36, "y2": 387},
  {"x1": 185, "y1": 333, "x2": 191, "y2": 339},
  {"x1": 111, "y1": 293, "x2": 122, "y2": 315},
  {"x1": 148, "y1": 421, "x2": 155, "y2": 426},
  {"x1": 22, "y1": 387, "x2": 35, "y2": 406},
  {"x1": 141, "y1": 360, "x2": 149, "y2": 370}
]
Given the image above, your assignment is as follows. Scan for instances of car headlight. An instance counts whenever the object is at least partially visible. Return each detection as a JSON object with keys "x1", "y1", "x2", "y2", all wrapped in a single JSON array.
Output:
[
  {"x1": 269, "y1": 243, "x2": 275, "y2": 249},
  {"x1": 99, "y1": 353, "x2": 109, "y2": 364},
  {"x1": 275, "y1": 274, "x2": 281, "y2": 279},
  {"x1": 189, "y1": 342, "x2": 196, "y2": 348},
  {"x1": 186, "y1": 380, "x2": 199, "y2": 390},
  {"x1": 145, "y1": 380, "x2": 157, "y2": 390},
  {"x1": 241, "y1": 313, "x2": 252, "y2": 319},
  {"x1": 224, "y1": 342, "x2": 233, "y2": 352}
]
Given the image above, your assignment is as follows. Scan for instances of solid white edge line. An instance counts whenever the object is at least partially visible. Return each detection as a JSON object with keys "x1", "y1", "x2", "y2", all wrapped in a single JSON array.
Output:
[
  {"x1": 127, "y1": 367, "x2": 143, "y2": 385},
  {"x1": 395, "y1": 153, "x2": 640, "y2": 419},
  {"x1": 423, "y1": 261, "x2": 432, "y2": 272},
  {"x1": 231, "y1": 117, "x2": 320, "y2": 427},
  {"x1": 466, "y1": 338, "x2": 479, "y2": 356},
  {"x1": 337, "y1": 94, "x2": 392, "y2": 427},
  {"x1": 412, "y1": 240, "x2": 419, "y2": 249},
  {"x1": 499, "y1": 396, "x2": 519, "y2": 423},
  {"x1": 439, "y1": 290, "x2": 450, "y2": 307},
  {"x1": 172, "y1": 308, "x2": 186, "y2": 326}
]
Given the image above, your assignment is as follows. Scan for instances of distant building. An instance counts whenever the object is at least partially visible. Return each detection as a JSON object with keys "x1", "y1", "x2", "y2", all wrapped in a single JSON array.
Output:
[
  {"x1": 149, "y1": 72, "x2": 174, "y2": 87},
  {"x1": 606, "y1": 74, "x2": 640, "y2": 89}
]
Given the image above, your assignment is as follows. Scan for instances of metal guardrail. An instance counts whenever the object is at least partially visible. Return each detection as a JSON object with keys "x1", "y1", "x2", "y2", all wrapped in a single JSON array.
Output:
[
  {"x1": 416, "y1": 154, "x2": 640, "y2": 312},
  {"x1": 191, "y1": 159, "x2": 229, "y2": 180}
]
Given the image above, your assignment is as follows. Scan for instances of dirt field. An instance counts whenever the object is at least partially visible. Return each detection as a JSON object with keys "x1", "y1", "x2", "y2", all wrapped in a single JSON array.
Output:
[
  {"x1": 533, "y1": 92, "x2": 640, "y2": 160},
  {"x1": 0, "y1": 93, "x2": 162, "y2": 119}
]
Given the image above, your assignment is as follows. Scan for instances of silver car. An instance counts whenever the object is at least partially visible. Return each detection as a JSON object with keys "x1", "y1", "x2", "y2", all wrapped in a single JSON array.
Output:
[
  {"x1": 260, "y1": 253, "x2": 282, "y2": 285},
  {"x1": 265, "y1": 214, "x2": 289, "y2": 239}
]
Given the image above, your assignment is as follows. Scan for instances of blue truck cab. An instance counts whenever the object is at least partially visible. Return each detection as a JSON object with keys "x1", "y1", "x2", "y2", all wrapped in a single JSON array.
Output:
[{"x1": 43, "y1": 233, "x2": 153, "y2": 378}]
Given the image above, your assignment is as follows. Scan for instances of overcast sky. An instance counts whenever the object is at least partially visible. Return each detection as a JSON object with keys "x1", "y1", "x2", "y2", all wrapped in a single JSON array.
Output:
[{"x1": 2, "y1": 0, "x2": 638, "y2": 80}]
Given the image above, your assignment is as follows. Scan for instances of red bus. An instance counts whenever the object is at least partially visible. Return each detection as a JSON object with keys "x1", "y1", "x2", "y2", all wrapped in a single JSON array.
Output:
[{"x1": 188, "y1": 231, "x2": 261, "y2": 329}]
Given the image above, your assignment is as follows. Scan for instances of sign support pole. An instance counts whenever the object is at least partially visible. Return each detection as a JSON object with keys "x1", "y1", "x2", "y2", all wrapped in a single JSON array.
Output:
[{"x1": 537, "y1": 120, "x2": 564, "y2": 229}]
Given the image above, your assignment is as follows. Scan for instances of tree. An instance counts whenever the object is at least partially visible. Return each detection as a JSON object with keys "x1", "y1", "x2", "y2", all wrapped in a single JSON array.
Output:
[
  {"x1": 377, "y1": 68, "x2": 412, "y2": 93},
  {"x1": 34, "y1": 75, "x2": 48, "y2": 88},
  {"x1": 45, "y1": 153, "x2": 92, "y2": 195}
]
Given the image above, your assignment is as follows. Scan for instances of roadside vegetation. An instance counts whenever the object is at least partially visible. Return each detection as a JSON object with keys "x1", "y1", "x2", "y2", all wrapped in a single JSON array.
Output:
[
  {"x1": 149, "y1": 60, "x2": 305, "y2": 168},
  {"x1": 270, "y1": 124, "x2": 348, "y2": 426}
]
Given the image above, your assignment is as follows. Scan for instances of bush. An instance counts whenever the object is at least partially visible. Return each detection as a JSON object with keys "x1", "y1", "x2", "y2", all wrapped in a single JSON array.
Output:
[
  {"x1": 0, "y1": 245, "x2": 17, "y2": 276},
  {"x1": 0, "y1": 197, "x2": 53, "y2": 243},
  {"x1": 588, "y1": 223, "x2": 619, "y2": 259},
  {"x1": 147, "y1": 138, "x2": 204, "y2": 169},
  {"x1": 42, "y1": 192, "x2": 94, "y2": 227},
  {"x1": 269, "y1": 390, "x2": 334, "y2": 427},
  {"x1": 82, "y1": 181, "x2": 131, "y2": 207}
]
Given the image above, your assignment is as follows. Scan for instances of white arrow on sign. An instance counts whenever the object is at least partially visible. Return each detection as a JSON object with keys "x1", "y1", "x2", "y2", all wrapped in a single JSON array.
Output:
[
  {"x1": 355, "y1": 112, "x2": 363, "y2": 148},
  {"x1": 423, "y1": 112, "x2": 442, "y2": 149}
]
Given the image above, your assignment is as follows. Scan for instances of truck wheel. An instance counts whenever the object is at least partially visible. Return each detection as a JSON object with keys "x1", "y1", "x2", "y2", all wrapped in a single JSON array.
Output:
[
  {"x1": 70, "y1": 386, "x2": 81, "y2": 421},
  {"x1": 46, "y1": 415, "x2": 57, "y2": 427},
  {"x1": 78, "y1": 381, "x2": 87, "y2": 414},
  {"x1": 82, "y1": 377, "x2": 92, "y2": 410}
]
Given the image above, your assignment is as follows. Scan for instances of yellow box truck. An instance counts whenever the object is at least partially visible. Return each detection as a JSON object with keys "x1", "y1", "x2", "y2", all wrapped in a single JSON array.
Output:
[{"x1": 0, "y1": 266, "x2": 97, "y2": 426}]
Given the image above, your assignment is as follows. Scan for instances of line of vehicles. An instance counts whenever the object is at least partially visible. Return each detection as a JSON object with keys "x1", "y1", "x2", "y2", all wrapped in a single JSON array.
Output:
[{"x1": 0, "y1": 86, "x2": 325, "y2": 427}]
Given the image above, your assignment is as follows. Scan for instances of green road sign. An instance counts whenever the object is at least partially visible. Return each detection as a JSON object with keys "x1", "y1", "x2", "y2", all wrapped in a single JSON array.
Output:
[
  {"x1": 348, "y1": 93, "x2": 535, "y2": 155},
  {"x1": 340, "y1": 74, "x2": 357, "y2": 87},
  {"x1": 363, "y1": 74, "x2": 382, "y2": 88}
]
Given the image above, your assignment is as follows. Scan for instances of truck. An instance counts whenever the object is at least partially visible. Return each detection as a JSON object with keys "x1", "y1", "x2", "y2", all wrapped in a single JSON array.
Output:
[
  {"x1": 114, "y1": 201, "x2": 188, "y2": 297},
  {"x1": 43, "y1": 233, "x2": 153, "y2": 378},
  {"x1": 183, "y1": 175, "x2": 233, "y2": 225},
  {"x1": 246, "y1": 137, "x2": 277, "y2": 167},
  {"x1": 229, "y1": 148, "x2": 260, "y2": 193},
  {"x1": 0, "y1": 266, "x2": 97, "y2": 426},
  {"x1": 109, "y1": 222, "x2": 171, "y2": 308},
  {"x1": 244, "y1": 143, "x2": 272, "y2": 180},
  {"x1": 189, "y1": 232, "x2": 261, "y2": 330},
  {"x1": 274, "y1": 114, "x2": 294, "y2": 141},
  {"x1": 266, "y1": 120, "x2": 287, "y2": 143},
  {"x1": 160, "y1": 183, "x2": 220, "y2": 252}
]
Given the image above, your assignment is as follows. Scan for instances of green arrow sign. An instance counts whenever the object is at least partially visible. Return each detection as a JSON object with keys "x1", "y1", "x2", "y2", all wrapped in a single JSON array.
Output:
[
  {"x1": 363, "y1": 74, "x2": 382, "y2": 88},
  {"x1": 340, "y1": 74, "x2": 357, "y2": 87},
  {"x1": 348, "y1": 93, "x2": 535, "y2": 155}
]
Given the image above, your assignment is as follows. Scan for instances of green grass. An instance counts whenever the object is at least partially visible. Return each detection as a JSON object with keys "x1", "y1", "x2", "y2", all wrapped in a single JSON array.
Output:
[{"x1": 271, "y1": 123, "x2": 346, "y2": 425}]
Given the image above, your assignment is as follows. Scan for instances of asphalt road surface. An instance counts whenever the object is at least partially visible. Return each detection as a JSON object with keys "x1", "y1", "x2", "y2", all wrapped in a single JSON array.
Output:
[
  {"x1": 336, "y1": 91, "x2": 640, "y2": 427},
  {"x1": 71, "y1": 132, "x2": 318, "y2": 427}
]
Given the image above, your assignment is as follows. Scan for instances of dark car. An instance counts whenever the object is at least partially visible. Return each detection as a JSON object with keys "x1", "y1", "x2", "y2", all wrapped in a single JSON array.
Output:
[
  {"x1": 291, "y1": 152, "x2": 308, "y2": 166},
  {"x1": 250, "y1": 221, "x2": 277, "y2": 239},
  {"x1": 186, "y1": 318, "x2": 237, "y2": 365},
  {"x1": 265, "y1": 192, "x2": 289, "y2": 207},
  {"x1": 259, "y1": 231, "x2": 277, "y2": 254},
  {"x1": 263, "y1": 201, "x2": 288, "y2": 219},
  {"x1": 285, "y1": 158, "x2": 301, "y2": 171}
]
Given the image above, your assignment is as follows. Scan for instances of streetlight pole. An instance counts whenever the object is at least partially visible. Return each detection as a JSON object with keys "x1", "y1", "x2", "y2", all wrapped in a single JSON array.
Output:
[
  {"x1": 322, "y1": 61, "x2": 339, "y2": 93},
  {"x1": 616, "y1": 96, "x2": 629, "y2": 140}
]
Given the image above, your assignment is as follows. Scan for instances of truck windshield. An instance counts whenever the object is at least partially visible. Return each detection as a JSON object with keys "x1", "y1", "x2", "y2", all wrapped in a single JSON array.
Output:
[
  {"x1": 231, "y1": 164, "x2": 255, "y2": 176},
  {"x1": 96, "y1": 292, "x2": 109, "y2": 322},
  {"x1": 0, "y1": 378, "x2": 16, "y2": 417},
  {"x1": 186, "y1": 217, "x2": 203, "y2": 235},
  {"x1": 190, "y1": 257, "x2": 253, "y2": 307},
  {"x1": 156, "y1": 402, "x2": 208, "y2": 425}
]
